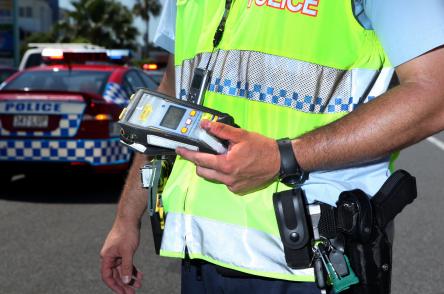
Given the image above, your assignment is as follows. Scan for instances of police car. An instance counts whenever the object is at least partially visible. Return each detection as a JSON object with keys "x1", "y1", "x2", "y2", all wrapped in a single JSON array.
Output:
[
  {"x1": 142, "y1": 63, "x2": 164, "y2": 85},
  {"x1": 0, "y1": 48, "x2": 157, "y2": 175}
]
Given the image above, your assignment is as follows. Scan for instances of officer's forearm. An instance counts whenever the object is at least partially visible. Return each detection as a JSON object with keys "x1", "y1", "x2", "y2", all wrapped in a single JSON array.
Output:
[
  {"x1": 115, "y1": 153, "x2": 150, "y2": 227},
  {"x1": 114, "y1": 54, "x2": 176, "y2": 226},
  {"x1": 293, "y1": 47, "x2": 444, "y2": 172}
]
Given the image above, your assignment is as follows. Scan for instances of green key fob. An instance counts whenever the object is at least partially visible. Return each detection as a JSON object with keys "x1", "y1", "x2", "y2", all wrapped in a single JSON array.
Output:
[{"x1": 331, "y1": 255, "x2": 359, "y2": 293}]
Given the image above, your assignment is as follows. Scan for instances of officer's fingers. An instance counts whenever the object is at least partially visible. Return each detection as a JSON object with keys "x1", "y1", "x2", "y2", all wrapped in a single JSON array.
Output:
[
  {"x1": 202, "y1": 120, "x2": 244, "y2": 143},
  {"x1": 176, "y1": 147, "x2": 224, "y2": 170},
  {"x1": 102, "y1": 271, "x2": 125, "y2": 294},
  {"x1": 120, "y1": 250, "x2": 135, "y2": 285},
  {"x1": 132, "y1": 268, "x2": 144, "y2": 289},
  {"x1": 113, "y1": 267, "x2": 134, "y2": 294},
  {"x1": 196, "y1": 166, "x2": 232, "y2": 185},
  {"x1": 101, "y1": 257, "x2": 125, "y2": 294},
  {"x1": 115, "y1": 265, "x2": 137, "y2": 294},
  {"x1": 196, "y1": 166, "x2": 249, "y2": 195}
]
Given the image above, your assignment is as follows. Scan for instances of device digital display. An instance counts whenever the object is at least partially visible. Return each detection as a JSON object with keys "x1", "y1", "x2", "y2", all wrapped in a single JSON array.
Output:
[{"x1": 159, "y1": 105, "x2": 186, "y2": 130}]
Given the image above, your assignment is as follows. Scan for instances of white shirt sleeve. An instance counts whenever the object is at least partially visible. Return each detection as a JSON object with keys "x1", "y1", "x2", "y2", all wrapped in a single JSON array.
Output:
[
  {"x1": 153, "y1": 0, "x2": 177, "y2": 54},
  {"x1": 364, "y1": 0, "x2": 444, "y2": 67}
]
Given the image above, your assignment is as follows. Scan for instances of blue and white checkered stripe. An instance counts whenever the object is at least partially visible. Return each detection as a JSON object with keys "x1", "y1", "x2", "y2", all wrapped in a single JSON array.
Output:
[
  {"x1": 0, "y1": 138, "x2": 131, "y2": 166},
  {"x1": 103, "y1": 83, "x2": 129, "y2": 106},
  {"x1": 0, "y1": 114, "x2": 82, "y2": 137},
  {"x1": 177, "y1": 50, "x2": 393, "y2": 114},
  {"x1": 179, "y1": 81, "x2": 359, "y2": 113}
]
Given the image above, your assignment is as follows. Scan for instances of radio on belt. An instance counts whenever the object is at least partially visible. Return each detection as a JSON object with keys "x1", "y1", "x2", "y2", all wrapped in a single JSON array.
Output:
[{"x1": 118, "y1": 89, "x2": 237, "y2": 155}]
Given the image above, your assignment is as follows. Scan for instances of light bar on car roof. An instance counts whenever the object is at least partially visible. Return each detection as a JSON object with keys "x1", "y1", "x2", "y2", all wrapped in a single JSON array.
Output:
[
  {"x1": 106, "y1": 49, "x2": 130, "y2": 60},
  {"x1": 143, "y1": 63, "x2": 159, "y2": 70},
  {"x1": 41, "y1": 48, "x2": 64, "y2": 60},
  {"x1": 41, "y1": 47, "x2": 109, "y2": 64}
]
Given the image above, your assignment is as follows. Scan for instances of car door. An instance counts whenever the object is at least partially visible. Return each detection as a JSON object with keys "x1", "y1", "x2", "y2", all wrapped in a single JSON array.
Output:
[{"x1": 136, "y1": 70, "x2": 159, "y2": 90}]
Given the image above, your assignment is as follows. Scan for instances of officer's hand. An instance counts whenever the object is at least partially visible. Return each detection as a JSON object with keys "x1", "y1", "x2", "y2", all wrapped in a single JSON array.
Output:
[
  {"x1": 100, "y1": 222, "x2": 143, "y2": 294},
  {"x1": 176, "y1": 120, "x2": 280, "y2": 194}
]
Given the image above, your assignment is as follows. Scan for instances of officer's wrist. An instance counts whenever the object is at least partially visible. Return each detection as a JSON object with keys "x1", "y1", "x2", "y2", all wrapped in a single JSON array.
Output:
[
  {"x1": 276, "y1": 138, "x2": 309, "y2": 187},
  {"x1": 115, "y1": 213, "x2": 142, "y2": 229}
]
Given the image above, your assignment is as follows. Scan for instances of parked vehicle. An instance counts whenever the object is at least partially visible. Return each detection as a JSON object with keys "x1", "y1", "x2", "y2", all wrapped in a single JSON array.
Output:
[
  {"x1": 19, "y1": 43, "x2": 106, "y2": 70},
  {"x1": 0, "y1": 49, "x2": 157, "y2": 176},
  {"x1": 142, "y1": 63, "x2": 165, "y2": 85}
]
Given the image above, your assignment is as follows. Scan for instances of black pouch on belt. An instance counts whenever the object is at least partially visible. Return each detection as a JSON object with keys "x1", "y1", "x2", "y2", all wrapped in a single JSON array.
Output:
[{"x1": 273, "y1": 188, "x2": 313, "y2": 269}]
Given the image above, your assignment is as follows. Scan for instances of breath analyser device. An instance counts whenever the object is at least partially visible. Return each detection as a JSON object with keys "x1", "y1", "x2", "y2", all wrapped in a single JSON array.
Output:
[{"x1": 118, "y1": 89, "x2": 237, "y2": 155}]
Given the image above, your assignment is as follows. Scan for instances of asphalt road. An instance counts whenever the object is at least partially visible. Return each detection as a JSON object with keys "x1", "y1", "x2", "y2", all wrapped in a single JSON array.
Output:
[{"x1": 0, "y1": 132, "x2": 443, "y2": 294}]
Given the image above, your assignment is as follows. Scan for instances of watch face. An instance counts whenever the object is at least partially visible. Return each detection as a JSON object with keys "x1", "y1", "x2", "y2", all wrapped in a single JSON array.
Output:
[{"x1": 281, "y1": 172, "x2": 309, "y2": 187}]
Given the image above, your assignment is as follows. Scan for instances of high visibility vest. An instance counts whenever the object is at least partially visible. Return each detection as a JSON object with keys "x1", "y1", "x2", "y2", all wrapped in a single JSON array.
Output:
[{"x1": 160, "y1": 0, "x2": 394, "y2": 281}]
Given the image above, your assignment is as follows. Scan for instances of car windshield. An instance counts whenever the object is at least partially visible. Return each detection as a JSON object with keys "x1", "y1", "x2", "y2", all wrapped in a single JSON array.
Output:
[
  {"x1": 0, "y1": 69, "x2": 16, "y2": 83},
  {"x1": 3, "y1": 70, "x2": 111, "y2": 95}
]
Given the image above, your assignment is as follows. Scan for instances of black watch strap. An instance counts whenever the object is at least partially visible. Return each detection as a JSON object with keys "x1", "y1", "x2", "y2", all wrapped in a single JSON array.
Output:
[{"x1": 276, "y1": 138, "x2": 308, "y2": 187}]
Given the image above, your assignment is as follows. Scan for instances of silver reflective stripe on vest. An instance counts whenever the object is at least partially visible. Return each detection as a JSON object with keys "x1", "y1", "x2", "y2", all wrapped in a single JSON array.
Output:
[
  {"x1": 176, "y1": 50, "x2": 394, "y2": 114},
  {"x1": 160, "y1": 212, "x2": 315, "y2": 279}
]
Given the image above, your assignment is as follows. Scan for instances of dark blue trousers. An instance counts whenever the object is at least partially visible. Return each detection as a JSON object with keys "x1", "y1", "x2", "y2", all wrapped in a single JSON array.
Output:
[{"x1": 181, "y1": 260, "x2": 321, "y2": 294}]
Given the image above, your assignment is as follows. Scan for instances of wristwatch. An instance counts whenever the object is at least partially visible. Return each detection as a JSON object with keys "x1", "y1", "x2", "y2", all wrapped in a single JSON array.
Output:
[{"x1": 276, "y1": 138, "x2": 309, "y2": 187}]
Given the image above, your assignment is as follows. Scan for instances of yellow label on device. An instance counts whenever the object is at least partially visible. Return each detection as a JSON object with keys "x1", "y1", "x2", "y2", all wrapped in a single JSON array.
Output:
[
  {"x1": 140, "y1": 105, "x2": 153, "y2": 121},
  {"x1": 201, "y1": 112, "x2": 213, "y2": 121}
]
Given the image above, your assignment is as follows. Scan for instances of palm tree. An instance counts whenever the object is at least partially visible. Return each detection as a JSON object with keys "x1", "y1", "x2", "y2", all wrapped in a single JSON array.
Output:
[
  {"x1": 132, "y1": 0, "x2": 162, "y2": 55},
  {"x1": 57, "y1": 0, "x2": 139, "y2": 49}
]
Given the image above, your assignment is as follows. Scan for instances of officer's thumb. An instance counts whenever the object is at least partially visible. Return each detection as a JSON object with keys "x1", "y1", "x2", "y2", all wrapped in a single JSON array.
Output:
[{"x1": 120, "y1": 251, "x2": 134, "y2": 284}]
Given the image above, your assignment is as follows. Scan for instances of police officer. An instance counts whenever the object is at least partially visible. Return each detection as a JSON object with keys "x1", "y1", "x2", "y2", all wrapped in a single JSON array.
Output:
[{"x1": 100, "y1": 0, "x2": 444, "y2": 293}]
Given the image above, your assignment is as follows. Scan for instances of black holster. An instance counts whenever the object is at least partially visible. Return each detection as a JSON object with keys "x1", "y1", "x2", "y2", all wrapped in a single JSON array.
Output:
[
  {"x1": 337, "y1": 170, "x2": 417, "y2": 294},
  {"x1": 343, "y1": 223, "x2": 393, "y2": 294}
]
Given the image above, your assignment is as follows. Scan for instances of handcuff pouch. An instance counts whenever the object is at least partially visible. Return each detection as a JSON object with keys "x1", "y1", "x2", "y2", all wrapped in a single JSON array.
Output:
[{"x1": 273, "y1": 188, "x2": 313, "y2": 269}]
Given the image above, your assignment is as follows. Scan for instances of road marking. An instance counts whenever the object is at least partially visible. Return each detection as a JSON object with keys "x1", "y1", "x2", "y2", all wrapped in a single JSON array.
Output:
[
  {"x1": 426, "y1": 136, "x2": 444, "y2": 151},
  {"x1": 11, "y1": 174, "x2": 26, "y2": 182}
]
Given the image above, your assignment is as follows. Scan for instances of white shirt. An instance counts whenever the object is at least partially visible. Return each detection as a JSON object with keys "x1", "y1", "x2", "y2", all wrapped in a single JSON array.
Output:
[{"x1": 154, "y1": 0, "x2": 444, "y2": 66}]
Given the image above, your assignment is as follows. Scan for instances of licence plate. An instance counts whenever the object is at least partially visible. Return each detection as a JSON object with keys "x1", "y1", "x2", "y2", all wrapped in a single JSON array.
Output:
[{"x1": 13, "y1": 115, "x2": 49, "y2": 128}]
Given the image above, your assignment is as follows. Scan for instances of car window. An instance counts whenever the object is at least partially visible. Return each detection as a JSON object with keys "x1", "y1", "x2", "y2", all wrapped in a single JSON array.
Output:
[
  {"x1": 24, "y1": 53, "x2": 43, "y2": 69},
  {"x1": 3, "y1": 70, "x2": 110, "y2": 94},
  {"x1": 125, "y1": 70, "x2": 145, "y2": 90},
  {"x1": 121, "y1": 78, "x2": 133, "y2": 97},
  {"x1": 144, "y1": 70, "x2": 164, "y2": 85},
  {"x1": 137, "y1": 71, "x2": 158, "y2": 90}
]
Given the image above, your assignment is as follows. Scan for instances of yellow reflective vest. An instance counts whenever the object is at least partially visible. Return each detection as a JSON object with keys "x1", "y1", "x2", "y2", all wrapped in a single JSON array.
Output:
[{"x1": 160, "y1": 0, "x2": 394, "y2": 281}]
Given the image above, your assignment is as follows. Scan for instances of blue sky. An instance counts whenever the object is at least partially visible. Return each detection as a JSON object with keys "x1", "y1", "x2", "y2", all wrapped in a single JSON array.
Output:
[{"x1": 59, "y1": 0, "x2": 161, "y2": 42}]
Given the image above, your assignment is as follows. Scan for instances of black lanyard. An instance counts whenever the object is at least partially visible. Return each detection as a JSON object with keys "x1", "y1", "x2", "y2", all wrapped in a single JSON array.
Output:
[
  {"x1": 189, "y1": 0, "x2": 234, "y2": 105},
  {"x1": 213, "y1": 0, "x2": 233, "y2": 48}
]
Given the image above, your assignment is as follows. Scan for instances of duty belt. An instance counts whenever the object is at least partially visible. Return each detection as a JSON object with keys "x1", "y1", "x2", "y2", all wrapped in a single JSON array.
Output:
[{"x1": 274, "y1": 169, "x2": 417, "y2": 293}]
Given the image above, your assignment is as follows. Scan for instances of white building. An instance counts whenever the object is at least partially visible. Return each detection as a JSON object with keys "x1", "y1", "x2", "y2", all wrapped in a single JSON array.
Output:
[{"x1": 18, "y1": 0, "x2": 53, "y2": 34}]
